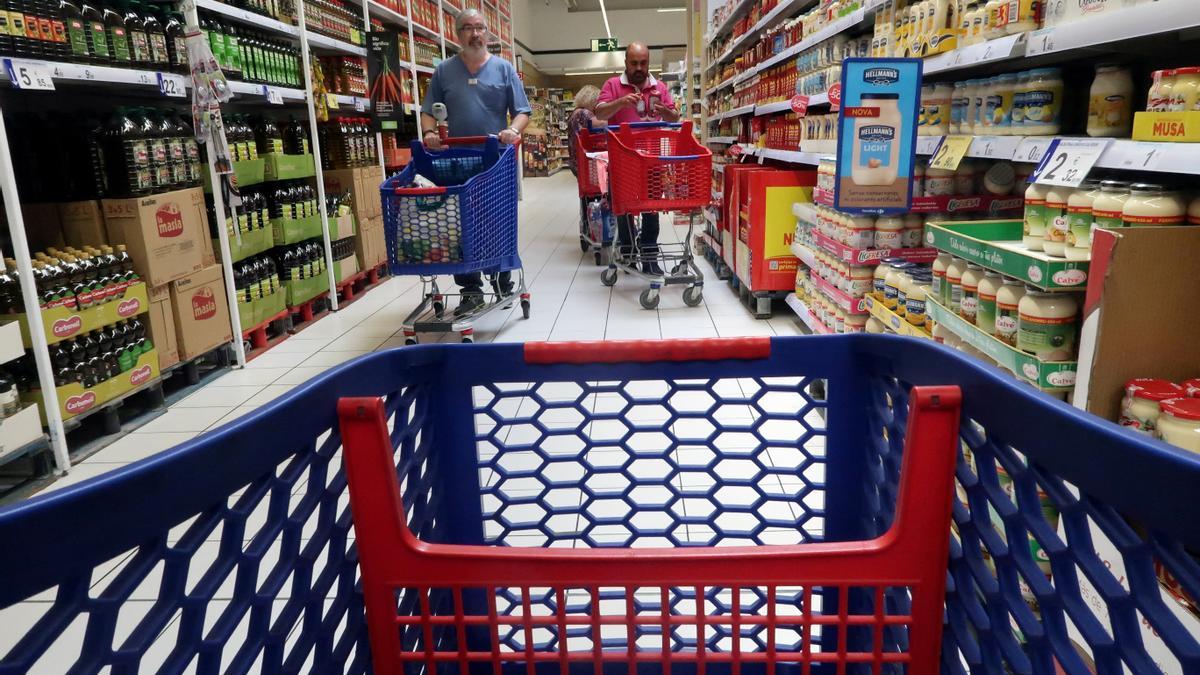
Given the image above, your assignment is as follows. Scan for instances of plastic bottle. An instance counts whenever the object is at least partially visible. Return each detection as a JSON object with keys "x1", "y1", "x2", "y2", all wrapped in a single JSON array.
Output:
[
  {"x1": 61, "y1": 0, "x2": 92, "y2": 61},
  {"x1": 163, "y1": 10, "x2": 184, "y2": 71},
  {"x1": 141, "y1": 1, "x2": 167, "y2": 67},
  {"x1": 120, "y1": 0, "x2": 149, "y2": 67},
  {"x1": 102, "y1": 0, "x2": 128, "y2": 63}
]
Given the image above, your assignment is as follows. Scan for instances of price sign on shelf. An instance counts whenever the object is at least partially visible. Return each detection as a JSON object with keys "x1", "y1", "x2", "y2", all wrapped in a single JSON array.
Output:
[
  {"x1": 326, "y1": 93, "x2": 340, "y2": 108},
  {"x1": 790, "y1": 94, "x2": 809, "y2": 116},
  {"x1": 1015, "y1": 136, "x2": 1054, "y2": 164},
  {"x1": 928, "y1": 135, "x2": 973, "y2": 171},
  {"x1": 1032, "y1": 138, "x2": 1113, "y2": 187},
  {"x1": 1026, "y1": 28, "x2": 1056, "y2": 57},
  {"x1": 157, "y1": 72, "x2": 186, "y2": 97},
  {"x1": 1115, "y1": 141, "x2": 1165, "y2": 172},
  {"x1": 826, "y1": 83, "x2": 842, "y2": 110},
  {"x1": 263, "y1": 85, "x2": 284, "y2": 105},
  {"x1": 354, "y1": 98, "x2": 367, "y2": 112},
  {"x1": 5, "y1": 59, "x2": 55, "y2": 90}
]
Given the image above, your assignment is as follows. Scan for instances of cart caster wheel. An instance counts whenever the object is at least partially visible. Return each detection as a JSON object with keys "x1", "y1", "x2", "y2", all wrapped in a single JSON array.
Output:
[
  {"x1": 600, "y1": 267, "x2": 618, "y2": 287},
  {"x1": 521, "y1": 299, "x2": 531, "y2": 319},
  {"x1": 593, "y1": 250, "x2": 603, "y2": 266},
  {"x1": 433, "y1": 301, "x2": 445, "y2": 317},
  {"x1": 404, "y1": 338, "x2": 417, "y2": 346},
  {"x1": 639, "y1": 288, "x2": 660, "y2": 310},
  {"x1": 462, "y1": 336, "x2": 474, "y2": 344},
  {"x1": 579, "y1": 237, "x2": 590, "y2": 252},
  {"x1": 683, "y1": 286, "x2": 704, "y2": 307}
]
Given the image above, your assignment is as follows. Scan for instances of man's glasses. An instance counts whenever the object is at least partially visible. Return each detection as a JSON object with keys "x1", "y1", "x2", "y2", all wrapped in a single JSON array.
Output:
[{"x1": 458, "y1": 24, "x2": 487, "y2": 33}]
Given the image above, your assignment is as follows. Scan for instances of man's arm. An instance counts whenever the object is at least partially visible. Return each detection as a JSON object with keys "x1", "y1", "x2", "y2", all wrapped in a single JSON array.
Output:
[
  {"x1": 499, "y1": 70, "x2": 533, "y2": 144},
  {"x1": 499, "y1": 113, "x2": 530, "y2": 144},
  {"x1": 595, "y1": 96, "x2": 635, "y2": 120},
  {"x1": 419, "y1": 68, "x2": 445, "y2": 148},
  {"x1": 653, "y1": 87, "x2": 681, "y2": 122}
]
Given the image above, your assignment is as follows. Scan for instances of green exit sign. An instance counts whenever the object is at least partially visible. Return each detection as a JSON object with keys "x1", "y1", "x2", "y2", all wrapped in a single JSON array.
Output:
[{"x1": 591, "y1": 37, "x2": 618, "y2": 52}]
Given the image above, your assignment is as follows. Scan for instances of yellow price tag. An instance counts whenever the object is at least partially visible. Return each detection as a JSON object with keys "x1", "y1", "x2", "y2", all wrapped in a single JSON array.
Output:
[
  {"x1": 928, "y1": 135, "x2": 972, "y2": 172},
  {"x1": 326, "y1": 93, "x2": 340, "y2": 108}
]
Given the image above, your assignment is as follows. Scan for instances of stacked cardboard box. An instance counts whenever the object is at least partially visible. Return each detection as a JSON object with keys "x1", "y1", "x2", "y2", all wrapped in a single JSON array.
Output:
[{"x1": 324, "y1": 166, "x2": 387, "y2": 272}]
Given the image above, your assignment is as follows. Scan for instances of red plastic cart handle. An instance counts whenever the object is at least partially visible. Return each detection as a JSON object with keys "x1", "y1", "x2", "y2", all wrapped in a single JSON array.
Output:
[
  {"x1": 392, "y1": 186, "x2": 448, "y2": 195},
  {"x1": 524, "y1": 337, "x2": 771, "y2": 364},
  {"x1": 427, "y1": 135, "x2": 523, "y2": 147}
]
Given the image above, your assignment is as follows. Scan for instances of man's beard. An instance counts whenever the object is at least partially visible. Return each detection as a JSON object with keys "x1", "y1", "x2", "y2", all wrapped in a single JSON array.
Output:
[
  {"x1": 463, "y1": 40, "x2": 487, "y2": 58},
  {"x1": 628, "y1": 71, "x2": 646, "y2": 85}
]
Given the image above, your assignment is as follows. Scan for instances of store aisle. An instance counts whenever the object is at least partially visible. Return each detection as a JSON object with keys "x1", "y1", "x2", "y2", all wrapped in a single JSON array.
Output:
[{"x1": 41, "y1": 172, "x2": 805, "y2": 491}]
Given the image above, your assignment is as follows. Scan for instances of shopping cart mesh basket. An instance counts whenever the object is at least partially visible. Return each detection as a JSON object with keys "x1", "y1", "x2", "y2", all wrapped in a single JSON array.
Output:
[
  {"x1": 606, "y1": 122, "x2": 712, "y2": 216},
  {"x1": 1, "y1": 336, "x2": 1199, "y2": 675},
  {"x1": 576, "y1": 128, "x2": 608, "y2": 199},
  {"x1": 381, "y1": 136, "x2": 520, "y2": 276}
]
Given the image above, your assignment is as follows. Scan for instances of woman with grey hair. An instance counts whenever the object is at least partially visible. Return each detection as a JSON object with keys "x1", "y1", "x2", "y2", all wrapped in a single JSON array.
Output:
[{"x1": 566, "y1": 85, "x2": 603, "y2": 177}]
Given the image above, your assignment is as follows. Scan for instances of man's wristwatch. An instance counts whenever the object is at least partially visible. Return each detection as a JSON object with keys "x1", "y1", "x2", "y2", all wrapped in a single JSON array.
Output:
[{"x1": 505, "y1": 127, "x2": 519, "y2": 136}]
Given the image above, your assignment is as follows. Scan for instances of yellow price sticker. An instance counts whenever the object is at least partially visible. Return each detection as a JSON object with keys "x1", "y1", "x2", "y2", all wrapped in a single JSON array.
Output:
[
  {"x1": 326, "y1": 93, "x2": 340, "y2": 108},
  {"x1": 928, "y1": 135, "x2": 973, "y2": 172}
]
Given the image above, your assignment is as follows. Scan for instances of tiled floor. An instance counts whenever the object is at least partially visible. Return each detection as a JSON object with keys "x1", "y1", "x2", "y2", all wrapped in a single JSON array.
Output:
[{"x1": 2, "y1": 172, "x2": 816, "y2": 672}]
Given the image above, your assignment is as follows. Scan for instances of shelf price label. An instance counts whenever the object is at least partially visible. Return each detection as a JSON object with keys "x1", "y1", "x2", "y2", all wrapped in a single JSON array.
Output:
[
  {"x1": 354, "y1": 98, "x2": 367, "y2": 112},
  {"x1": 1032, "y1": 138, "x2": 1112, "y2": 187},
  {"x1": 263, "y1": 85, "x2": 284, "y2": 105},
  {"x1": 5, "y1": 59, "x2": 55, "y2": 91},
  {"x1": 1015, "y1": 136, "x2": 1054, "y2": 163},
  {"x1": 928, "y1": 135, "x2": 973, "y2": 171},
  {"x1": 326, "y1": 93, "x2": 340, "y2": 108},
  {"x1": 157, "y1": 72, "x2": 186, "y2": 97},
  {"x1": 1026, "y1": 28, "x2": 1056, "y2": 57}
]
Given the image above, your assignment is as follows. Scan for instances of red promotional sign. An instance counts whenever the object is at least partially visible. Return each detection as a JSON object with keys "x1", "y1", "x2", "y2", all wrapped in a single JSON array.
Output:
[
  {"x1": 790, "y1": 95, "x2": 809, "y2": 116},
  {"x1": 842, "y1": 106, "x2": 881, "y2": 118},
  {"x1": 729, "y1": 144, "x2": 744, "y2": 157},
  {"x1": 827, "y1": 82, "x2": 842, "y2": 110}
]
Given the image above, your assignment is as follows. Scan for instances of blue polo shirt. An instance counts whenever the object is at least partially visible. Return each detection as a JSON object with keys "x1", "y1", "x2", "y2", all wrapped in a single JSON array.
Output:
[{"x1": 421, "y1": 55, "x2": 532, "y2": 138}]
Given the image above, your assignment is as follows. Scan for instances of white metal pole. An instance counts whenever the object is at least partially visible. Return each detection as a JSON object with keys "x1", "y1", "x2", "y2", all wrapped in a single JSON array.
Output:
[
  {"x1": 181, "y1": 0, "x2": 247, "y2": 368},
  {"x1": 295, "y1": 0, "x2": 341, "y2": 311},
  {"x1": 0, "y1": 107, "x2": 70, "y2": 473}
]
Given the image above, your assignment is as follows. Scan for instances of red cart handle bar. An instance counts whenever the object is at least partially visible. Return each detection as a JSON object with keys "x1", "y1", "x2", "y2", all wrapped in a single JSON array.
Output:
[{"x1": 524, "y1": 337, "x2": 771, "y2": 364}]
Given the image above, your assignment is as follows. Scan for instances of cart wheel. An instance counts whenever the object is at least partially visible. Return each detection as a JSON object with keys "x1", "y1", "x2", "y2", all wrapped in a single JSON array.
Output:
[
  {"x1": 593, "y1": 250, "x2": 603, "y2": 266},
  {"x1": 579, "y1": 237, "x2": 590, "y2": 252},
  {"x1": 683, "y1": 286, "x2": 704, "y2": 307},
  {"x1": 639, "y1": 288, "x2": 660, "y2": 310},
  {"x1": 521, "y1": 299, "x2": 531, "y2": 319},
  {"x1": 433, "y1": 300, "x2": 445, "y2": 317},
  {"x1": 404, "y1": 337, "x2": 418, "y2": 346},
  {"x1": 600, "y1": 267, "x2": 618, "y2": 287},
  {"x1": 462, "y1": 336, "x2": 474, "y2": 344}
]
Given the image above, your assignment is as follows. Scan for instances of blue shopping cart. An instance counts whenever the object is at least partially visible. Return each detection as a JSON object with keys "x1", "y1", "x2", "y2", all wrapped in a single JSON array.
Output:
[
  {"x1": 1, "y1": 336, "x2": 1199, "y2": 674},
  {"x1": 381, "y1": 135, "x2": 527, "y2": 344}
]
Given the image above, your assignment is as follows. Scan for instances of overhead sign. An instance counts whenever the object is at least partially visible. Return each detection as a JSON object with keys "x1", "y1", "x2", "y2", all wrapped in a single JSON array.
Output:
[
  {"x1": 833, "y1": 58, "x2": 922, "y2": 216},
  {"x1": 591, "y1": 37, "x2": 619, "y2": 52}
]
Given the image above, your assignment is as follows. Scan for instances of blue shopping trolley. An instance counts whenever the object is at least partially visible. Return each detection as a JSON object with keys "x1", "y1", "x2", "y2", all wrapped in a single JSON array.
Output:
[
  {"x1": 381, "y1": 135, "x2": 528, "y2": 344},
  {"x1": 1, "y1": 336, "x2": 1199, "y2": 673}
]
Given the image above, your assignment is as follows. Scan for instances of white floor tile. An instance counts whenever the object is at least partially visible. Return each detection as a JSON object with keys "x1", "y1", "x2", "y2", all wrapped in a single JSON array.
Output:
[
  {"x1": 243, "y1": 384, "x2": 299, "y2": 406},
  {"x1": 173, "y1": 384, "x2": 264, "y2": 408},
  {"x1": 83, "y1": 432, "x2": 198, "y2": 463},
  {"x1": 206, "y1": 367, "x2": 289, "y2": 387},
  {"x1": 272, "y1": 366, "x2": 333, "y2": 386},
  {"x1": 134, "y1": 407, "x2": 234, "y2": 434}
]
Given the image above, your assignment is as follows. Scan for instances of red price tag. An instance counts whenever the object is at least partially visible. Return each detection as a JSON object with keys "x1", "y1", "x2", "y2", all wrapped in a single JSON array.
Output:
[
  {"x1": 842, "y1": 106, "x2": 880, "y2": 118},
  {"x1": 729, "y1": 144, "x2": 744, "y2": 157},
  {"x1": 827, "y1": 83, "x2": 842, "y2": 110},
  {"x1": 790, "y1": 94, "x2": 809, "y2": 116}
]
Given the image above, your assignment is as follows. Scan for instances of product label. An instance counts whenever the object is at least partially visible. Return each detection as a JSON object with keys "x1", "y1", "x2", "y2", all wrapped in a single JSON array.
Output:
[
  {"x1": 977, "y1": 292, "x2": 998, "y2": 332},
  {"x1": 960, "y1": 289, "x2": 979, "y2": 321},
  {"x1": 1088, "y1": 93, "x2": 1130, "y2": 131},
  {"x1": 949, "y1": 281, "x2": 963, "y2": 309},
  {"x1": 1017, "y1": 312, "x2": 1077, "y2": 358},
  {"x1": 1123, "y1": 213, "x2": 1185, "y2": 226},
  {"x1": 151, "y1": 139, "x2": 167, "y2": 163},
  {"x1": 1024, "y1": 90, "x2": 1058, "y2": 125},
  {"x1": 1092, "y1": 208, "x2": 1123, "y2": 231},
  {"x1": 67, "y1": 18, "x2": 88, "y2": 56},
  {"x1": 1025, "y1": 199, "x2": 1047, "y2": 237},
  {"x1": 149, "y1": 32, "x2": 168, "y2": 64},
  {"x1": 6, "y1": 12, "x2": 21, "y2": 37},
  {"x1": 89, "y1": 21, "x2": 109, "y2": 58},
  {"x1": 1066, "y1": 205, "x2": 1092, "y2": 247},
  {"x1": 130, "y1": 139, "x2": 149, "y2": 165},
  {"x1": 905, "y1": 297, "x2": 926, "y2": 321},
  {"x1": 996, "y1": 303, "x2": 1019, "y2": 345},
  {"x1": 109, "y1": 27, "x2": 130, "y2": 61},
  {"x1": 172, "y1": 36, "x2": 186, "y2": 67},
  {"x1": 1047, "y1": 206, "x2": 1069, "y2": 242},
  {"x1": 1012, "y1": 92, "x2": 1026, "y2": 125},
  {"x1": 932, "y1": 271, "x2": 944, "y2": 296},
  {"x1": 857, "y1": 125, "x2": 896, "y2": 168},
  {"x1": 191, "y1": 288, "x2": 217, "y2": 320},
  {"x1": 155, "y1": 203, "x2": 184, "y2": 238},
  {"x1": 130, "y1": 30, "x2": 149, "y2": 62},
  {"x1": 875, "y1": 229, "x2": 903, "y2": 249}
]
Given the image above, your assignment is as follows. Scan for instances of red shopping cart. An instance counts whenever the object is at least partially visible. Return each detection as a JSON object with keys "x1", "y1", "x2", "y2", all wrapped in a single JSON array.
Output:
[
  {"x1": 601, "y1": 122, "x2": 712, "y2": 310},
  {"x1": 575, "y1": 127, "x2": 613, "y2": 266}
]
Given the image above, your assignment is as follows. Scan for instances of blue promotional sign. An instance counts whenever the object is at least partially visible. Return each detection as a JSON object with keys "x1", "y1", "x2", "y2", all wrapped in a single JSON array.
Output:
[{"x1": 833, "y1": 58, "x2": 923, "y2": 216}]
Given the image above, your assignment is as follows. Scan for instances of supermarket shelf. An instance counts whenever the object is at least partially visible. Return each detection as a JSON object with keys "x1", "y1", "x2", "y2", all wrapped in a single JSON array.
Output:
[
  {"x1": 0, "y1": 320, "x2": 22, "y2": 365},
  {"x1": 785, "y1": 294, "x2": 832, "y2": 334},
  {"x1": 713, "y1": 0, "x2": 823, "y2": 70},
  {"x1": 798, "y1": 138, "x2": 837, "y2": 155},
  {"x1": 808, "y1": 230, "x2": 939, "y2": 266},
  {"x1": 365, "y1": 0, "x2": 413, "y2": 30},
  {"x1": 713, "y1": 104, "x2": 755, "y2": 121},
  {"x1": 914, "y1": 134, "x2": 1200, "y2": 175},
  {"x1": 708, "y1": 136, "x2": 739, "y2": 144},
  {"x1": 0, "y1": 58, "x2": 171, "y2": 91},
  {"x1": 706, "y1": 0, "x2": 758, "y2": 62},
  {"x1": 443, "y1": 2, "x2": 461, "y2": 16},
  {"x1": 754, "y1": 100, "x2": 793, "y2": 116},
  {"x1": 923, "y1": 32, "x2": 1026, "y2": 76},
  {"x1": 756, "y1": 0, "x2": 884, "y2": 73},
  {"x1": 790, "y1": 242, "x2": 818, "y2": 270},
  {"x1": 659, "y1": 70, "x2": 686, "y2": 81},
  {"x1": 863, "y1": 295, "x2": 930, "y2": 338},
  {"x1": 925, "y1": 220, "x2": 1089, "y2": 292},
  {"x1": 305, "y1": 32, "x2": 368, "y2": 56},
  {"x1": 811, "y1": 272, "x2": 868, "y2": 314},
  {"x1": 411, "y1": 21, "x2": 442, "y2": 41},
  {"x1": 196, "y1": 0, "x2": 299, "y2": 36},
  {"x1": 814, "y1": 187, "x2": 1025, "y2": 216},
  {"x1": 747, "y1": 146, "x2": 823, "y2": 165},
  {"x1": 711, "y1": 74, "x2": 737, "y2": 94},
  {"x1": 1024, "y1": 0, "x2": 1200, "y2": 59},
  {"x1": 413, "y1": 63, "x2": 436, "y2": 75},
  {"x1": 334, "y1": 93, "x2": 372, "y2": 109}
]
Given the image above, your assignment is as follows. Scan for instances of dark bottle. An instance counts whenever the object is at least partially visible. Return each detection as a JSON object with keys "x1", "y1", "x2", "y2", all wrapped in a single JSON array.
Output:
[
  {"x1": 283, "y1": 115, "x2": 308, "y2": 155},
  {"x1": 142, "y1": 4, "x2": 167, "y2": 66},
  {"x1": 202, "y1": 15, "x2": 224, "y2": 71},
  {"x1": 223, "y1": 22, "x2": 241, "y2": 78},
  {"x1": 50, "y1": 0, "x2": 70, "y2": 59},
  {"x1": 102, "y1": 0, "x2": 128, "y2": 63},
  {"x1": 116, "y1": 244, "x2": 138, "y2": 284},
  {"x1": 0, "y1": 0, "x2": 13, "y2": 56},
  {"x1": 138, "y1": 108, "x2": 168, "y2": 191},
  {"x1": 164, "y1": 11, "x2": 184, "y2": 72},
  {"x1": 79, "y1": 330, "x2": 102, "y2": 387},
  {"x1": 117, "y1": 320, "x2": 137, "y2": 368},
  {"x1": 169, "y1": 112, "x2": 200, "y2": 184},
  {"x1": 106, "y1": 107, "x2": 151, "y2": 196},
  {"x1": 162, "y1": 113, "x2": 186, "y2": 188},
  {"x1": 121, "y1": 0, "x2": 149, "y2": 67},
  {"x1": 82, "y1": 0, "x2": 108, "y2": 62},
  {"x1": 61, "y1": 0, "x2": 91, "y2": 61},
  {"x1": 50, "y1": 342, "x2": 73, "y2": 385}
]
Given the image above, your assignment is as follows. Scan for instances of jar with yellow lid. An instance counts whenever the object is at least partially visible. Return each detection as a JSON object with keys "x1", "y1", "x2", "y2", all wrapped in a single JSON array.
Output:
[
  {"x1": 976, "y1": 271, "x2": 1002, "y2": 334},
  {"x1": 959, "y1": 263, "x2": 985, "y2": 323},
  {"x1": 1159, "y1": 398, "x2": 1200, "y2": 453},
  {"x1": 1017, "y1": 289, "x2": 1078, "y2": 360},
  {"x1": 1120, "y1": 378, "x2": 1184, "y2": 435}
]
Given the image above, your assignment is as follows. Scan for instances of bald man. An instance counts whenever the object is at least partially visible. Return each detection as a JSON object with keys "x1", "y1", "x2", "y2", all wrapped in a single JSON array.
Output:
[{"x1": 596, "y1": 42, "x2": 679, "y2": 274}]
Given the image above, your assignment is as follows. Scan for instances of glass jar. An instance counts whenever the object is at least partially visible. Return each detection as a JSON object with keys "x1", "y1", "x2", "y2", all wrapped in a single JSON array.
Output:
[
  {"x1": 1087, "y1": 64, "x2": 1134, "y2": 138},
  {"x1": 875, "y1": 215, "x2": 905, "y2": 250},
  {"x1": 865, "y1": 316, "x2": 887, "y2": 333},
  {"x1": 906, "y1": 281, "x2": 929, "y2": 326},
  {"x1": 847, "y1": 215, "x2": 876, "y2": 248},
  {"x1": 994, "y1": 278, "x2": 1026, "y2": 346},
  {"x1": 1024, "y1": 181, "x2": 1049, "y2": 250},
  {"x1": 845, "y1": 314, "x2": 868, "y2": 333},
  {"x1": 1065, "y1": 181, "x2": 1101, "y2": 261},
  {"x1": 1023, "y1": 68, "x2": 1064, "y2": 136},
  {"x1": 1017, "y1": 289, "x2": 1078, "y2": 360},
  {"x1": 954, "y1": 160, "x2": 976, "y2": 196},
  {"x1": 992, "y1": 73, "x2": 1017, "y2": 134},
  {"x1": 1158, "y1": 398, "x2": 1200, "y2": 453},
  {"x1": 1123, "y1": 183, "x2": 1186, "y2": 227},
  {"x1": 884, "y1": 262, "x2": 913, "y2": 310},
  {"x1": 979, "y1": 76, "x2": 998, "y2": 132},
  {"x1": 1119, "y1": 378, "x2": 1183, "y2": 435},
  {"x1": 1155, "y1": 69, "x2": 1178, "y2": 113},
  {"x1": 873, "y1": 261, "x2": 894, "y2": 299},
  {"x1": 847, "y1": 264, "x2": 874, "y2": 295},
  {"x1": 1147, "y1": 69, "x2": 1171, "y2": 112},
  {"x1": 931, "y1": 253, "x2": 952, "y2": 300},
  {"x1": 951, "y1": 81, "x2": 967, "y2": 134},
  {"x1": 1011, "y1": 71, "x2": 1029, "y2": 128},
  {"x1": 913, "y1": 160, "x2": 926, "y2": 196},
  {"x1": 896, "y1": 270, "x2": 914, "y2": 316},
  {"x1": 976, "y1": 271, "x2": 1002, "y2": 334},
  {"x1": 1092, "y1": 180, "x2": 1130, "y2": 233},
  {"x1": 931, "y1": 82, "x2": 954, "y2": 134},
  {"x1": 1042, "y1": 185, "x2": 1073, "y2": 257},
  {"x1": 902, "y1": 214, "x2": 924, "y2": 248},
  {"x1": 962, "y1": 78, "x2": 982, "y2": 134},
  {"x1": 984, "y1": 161, "x2": 1016, "y2": 196},
  {"x1": 959, "y1": 263, "x2": 985, "y2": 323},
  {"x1": 1004, "y1": 0, "x2": 1039, "y2": 33},
  {"x1": 925, "y1": 166, "x2": 955, "y2": 197},
  {"x1": 945, "y1": 257, "x2": 969, "y2": 311}
]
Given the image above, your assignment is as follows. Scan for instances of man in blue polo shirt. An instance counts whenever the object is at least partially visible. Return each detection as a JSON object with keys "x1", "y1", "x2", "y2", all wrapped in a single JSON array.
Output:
[{"x1": 420, "y1": 8, "x2": 531, "y2": 315}]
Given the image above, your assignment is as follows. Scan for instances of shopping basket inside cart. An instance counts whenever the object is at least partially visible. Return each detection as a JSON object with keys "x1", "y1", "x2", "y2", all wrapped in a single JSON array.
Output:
[
  {"x1": 1, "y1": 336, "x2": 1199, "y2": 675},
  {"x1": 381, "y1": 136, "x2": 520, "y2": 276},
  {"x1": 607, "y1": 121, "x2": 713, "y2": 216},
  {"x1": 576, "y1": 127, "x2": 608, "y2": 198}
]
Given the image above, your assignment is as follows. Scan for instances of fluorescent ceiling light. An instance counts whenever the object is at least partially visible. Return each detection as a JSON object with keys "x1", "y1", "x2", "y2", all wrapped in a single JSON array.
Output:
[
  {"x1": 597, "y1": 0, "x2": 612, "y2": 37},
  {"x1": 656, "y1": 7, "x2": 686, "y2": 11},
  {"x1": 564, "y1": 70, "x2": 620, "y2": 76}
]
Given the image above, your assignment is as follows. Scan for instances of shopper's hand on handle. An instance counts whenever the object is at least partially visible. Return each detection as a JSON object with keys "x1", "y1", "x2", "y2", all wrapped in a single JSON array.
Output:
[
  {"x1": 422, "y1": 130, "x2": 445, "y2": 151},
  {"x1": 498, "y1": 128, "x2": 521, "y2": 145}
]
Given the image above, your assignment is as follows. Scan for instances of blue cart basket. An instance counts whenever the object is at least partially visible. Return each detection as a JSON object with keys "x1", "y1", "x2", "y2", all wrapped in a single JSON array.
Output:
[
  {"x1": 381, "y1": 135, "x2": 520, "y2": 277},
  {"x1": 1, "y1": 336, "x2": 1199, "y2": 674}
]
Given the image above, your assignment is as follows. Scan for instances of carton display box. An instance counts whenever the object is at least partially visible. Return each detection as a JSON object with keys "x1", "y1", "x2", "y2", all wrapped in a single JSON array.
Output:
[
  {"x1": 146, "y1": 284, "x2": 180, "y2": 371},
  {"x1": 323, "y1": 166, "x2": 384, "y2": 222},
  {"x1": 102, "y1": 187, "x2": 208, "y2": 287},
  {"x1": 216, "y1": 227, "x2": 275, "y2": 264},
  {"x1": 355, "y1": 216, "x2": 387, "y2": 270},
  {"x1": 330, "y1": 213, "x2": 356, "y2": 241},
  {"x1": 33, "y1": 348, "x2": 160, "y2": 422},
  {"x1": 263, "y1": 153, "x2": 317, "y2": 181},
  {"x1": 202, "y1": 158, "x2": 266, "y2": 191},
  {"x1": 16, "y1": 281, "x2": 149, "y2": 346},
  {"x1": 271, "y1": 214, "x2": 324, "y2": 245},
  {"x1": 59, "y1": 200, "x2": 108, "y2": 248},
  {"x1": 285, "y1": 274, "x2": 329, "y2": 307},
  {"x1": 169, "y1": 265, "x2": 233, "y2": 360},
  {"x1": 334, "y1": 256, "x2": 360, "y2": 284}
]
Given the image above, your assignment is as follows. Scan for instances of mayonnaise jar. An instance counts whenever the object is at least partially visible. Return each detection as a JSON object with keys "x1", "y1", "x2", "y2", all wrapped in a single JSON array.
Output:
[
  {"x1": 1171, "y1": 66, "x2": 1200, "y2": 112},
  {"x1": 875, "y1": 215, "x2": 905, "y2": 249},
  {"x1": 1120, "y1": 378, "x2": 1184, "y2": 435},
  {"x1": 1158, "y1": 398, "x2": 1200, "y2": 454},
  {"x1": 903, "y1": 214, "x2": 925, "y2": 247},
  {"x1": 959, "y1": 263, "x2": 985, "y2": 323},
  {"x1": 976, "y1": 271, "x2": 1002, "y2": 334},
  {"x1": 1023, "y1": 181, "x2": 1049, "y2": 250},
  {"x1": 1042, "y1": 185, "x2": 1072, "y2": 257},
  {"x1": 945, "y1": 257, "x2": 969, "y2": 311},
  {"x1": 1091, "y1": 180, "x2": 1129, "y2": 235},
  {"x1": 1065, "y1": 181, "x2": 1101, "y2": 261},
  {"x1": 1017, "y1": 289, "x2": 1078, "y2": 360},
  {"x1": 932, "y1": 253, "x2": 952, "y2": 300},
  {"x1": 994, "y1": 278, "x2": 1026, "y2": 346},
  {"x1": 1023, "y1": 68, "x2": 1064, "y2": 136},
  {"x1": 1087, "y1": 64, "x2": 1133, "y2": 138},
  {"x1": 1123, "y1": 183, "x2": 1186, "y2": 227}
]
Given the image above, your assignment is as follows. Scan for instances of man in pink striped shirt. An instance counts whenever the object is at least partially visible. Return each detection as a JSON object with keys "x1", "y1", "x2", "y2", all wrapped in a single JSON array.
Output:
[{"x1": 596, "y1": 42, "x2": 680, "y2": 275}]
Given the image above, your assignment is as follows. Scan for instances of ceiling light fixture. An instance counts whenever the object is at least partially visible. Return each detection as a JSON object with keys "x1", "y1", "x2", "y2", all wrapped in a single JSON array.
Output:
[
  {"x1": 656, "y1": 7, "x2": 686, "y2": 11},
  {"x1": 597, "y1": 0, "x2": 612, "y2": 38}
]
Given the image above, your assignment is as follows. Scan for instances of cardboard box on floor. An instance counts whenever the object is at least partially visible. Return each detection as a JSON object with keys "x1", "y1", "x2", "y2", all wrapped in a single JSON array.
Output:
[
  {"x1": 59, "y1": 200, "x2": 107, "y2": 248},
  {"x1": 102, "y1": 188, "x2": 208, "y2": 287},
  {"x1": 146, "y1": 284, "x2": 180, "y2": 370},
  {"x1": 355, "y1": 216, "x2": 387, "y2": 270},
  {"x1": 169, "y1": 264, "x2": 232, "y2": 360},
  {"x1": 323, "y1": 166, "x2": 384, "y2": 222}
]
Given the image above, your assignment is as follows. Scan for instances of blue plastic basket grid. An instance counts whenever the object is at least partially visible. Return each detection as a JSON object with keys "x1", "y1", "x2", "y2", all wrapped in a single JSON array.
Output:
[
  {"x1": 381, "y1": 138, "x2": 522, "y2": 278},
  {"x1": 0, "y1": 337, "x2": 1198, "y2": 674}
]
